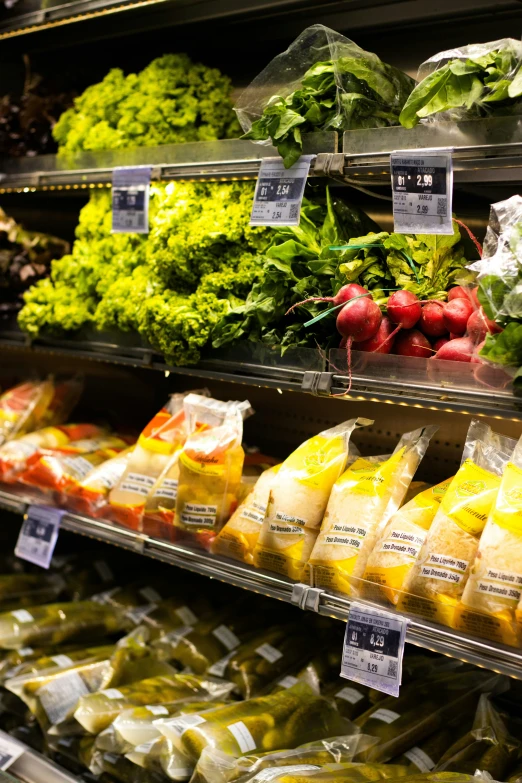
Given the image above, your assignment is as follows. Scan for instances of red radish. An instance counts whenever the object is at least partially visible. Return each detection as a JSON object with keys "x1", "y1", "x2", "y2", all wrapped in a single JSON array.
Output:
[
  {"x1": 443, "y1": 298, "x2": 474, "y2": 335},
  {"x1": 418, "y1": 301, "x2": 447, "y2": 337},
  {"x1": 467, "y1": 308, "x2": 502, "y2": 342},
  {"x1": 471, "y1": 340, "x2": 486, "y2": 364},
  {"x1": 433, "y1": 337, "x2": 450, "y2": 352},
  {"x1": 354, "y1": 316, "x2": 395, "y2": 354},
  {"x1": 286, "y1": 283, "x2": 368, "y2": 315},
  {"x1": 448, "y1": 286, "x2": 469, "y2": 302},
  {"x1": 394, "y1": 329, "x2": 432, "y2": 358},
  {"x1": 336, "y1": 297, "x2": 382, "y2": 342},
  {"x1": 433, "y1": 336, "x2": 474, "y2": 362},
  {"x1": 387, "y1": 290, "x2": 421, "y2": 329},
  {"x1": 470, "y1": 287, "x2": 481, "y2": 308}
]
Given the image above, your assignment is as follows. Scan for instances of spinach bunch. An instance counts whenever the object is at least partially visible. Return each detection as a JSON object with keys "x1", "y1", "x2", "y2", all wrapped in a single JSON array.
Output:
[{"x1": 400, "y1": 42, "x2": 522, "y2": 128}]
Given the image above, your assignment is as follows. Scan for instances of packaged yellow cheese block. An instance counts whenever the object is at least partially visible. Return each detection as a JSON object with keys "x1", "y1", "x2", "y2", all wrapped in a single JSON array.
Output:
[
  {"x1": 253, "y1": 419, "x2": 370, "y2": 581},
  {"x1": 455, "y1": 434, "x2": 522, "y2": 646},
  {"x1": 401, "y1": 420, "x2": 517, "y2": 627},
  {"x1": 363, "y1": 477, "x2": 453, "y2": 606},
  {"x1": 212, "y1": 464, "x2": 281, "y2": 564},
  {"x1": 307, "y1": 426, "x2": 437, "y2": 597}
]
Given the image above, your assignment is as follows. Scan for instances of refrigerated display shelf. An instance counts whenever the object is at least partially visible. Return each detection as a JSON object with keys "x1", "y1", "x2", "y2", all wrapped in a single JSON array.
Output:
[
  {"x1": 0, "y1": 486, "x2": 521, "y2": 680},
  {"x1": 0, "y1": 729, "x2": 80, "y2": 783}
]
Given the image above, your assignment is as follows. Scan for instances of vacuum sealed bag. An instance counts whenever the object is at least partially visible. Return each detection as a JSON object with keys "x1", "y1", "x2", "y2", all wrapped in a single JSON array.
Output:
[
  {"x1": 308, "y1": 426, "x2": 437, "y2": 596},
  {"x1": 140, "y1": 595, "x2": 213, "y2": 642},
  {"x1": 254, "y1": 419, "x2": 369, "y2": 581},
  {"x1": 266, "y1": 762, "x2": 411, "y2": 783},
  {"x1": 0, "y1": 572, "x2": 65, "y2": 611},
  {"x1": 363, "y1": 478, "x2": 453, "y2": 605},
  {"x1": 237, "y1": 24, "x2": 414, "y2": 167},
  {"x1": 401, "y1": 420, "x2": 517, "y2": 627},
  {"x1": 212, "y1": 465, "x2": 281, "y2": 564}
]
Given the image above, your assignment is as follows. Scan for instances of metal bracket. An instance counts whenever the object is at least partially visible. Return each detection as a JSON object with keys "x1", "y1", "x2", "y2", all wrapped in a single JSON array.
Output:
[
  {"x1": 132, "y1": 534, "x2": 148, "y2": 554},
  {"x1": 314, "y1": 153, "x2": 346, "y2": 178},
  {"x1": 302, "y1": 371, "x2": 334, "y2": 396},
  {"x1": 291, "y1": 583, "x2": 324, "y2": 612}
]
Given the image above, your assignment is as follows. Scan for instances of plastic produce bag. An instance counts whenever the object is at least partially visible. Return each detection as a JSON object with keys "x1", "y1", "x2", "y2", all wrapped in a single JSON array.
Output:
[
  {"x1": 401, "y1": 420, "x2": 517, "y2": 627},
  {"x1": 0, "y1": 572, "x2": 65, "y2": 610},
  {"x1": 175, "y1": 395, "x2": 252, "y2": 547},
  {"x1": 264, "y1": 762, "x2": 410, "y2": 783},
  {"x1": 391, "y1": 726, "x2": 457, "y2": 772},
  {"x1": 74, "y1": 673, "x2": 235, "y2": 734},
  {"x1": 400, "y1": 39, "x2": 522, "y2": 128},
  {"x1": 159, "y1": 682, "x2": 352, "y2": 762},
  {"x1": 139, "y1": 595, "x2": 214, "y2": 642},
  {"x1": 65, "y1": 446, "x2": 135, "y2": 517},
  {"x1": 435, "y1": 695, "x2": 520, "y2": 778},
  {"x1": 237, "y1": 24, "x2": 415, "y2": 168},
  {"x1": 142, "y1": 451, "x2": 181, "y2": 538},
  {"x1": 363, "y1": 478, "x2": 453, "y2": 605},
  {"x1": 212, "y1": 465, "x2": 281, "y2": 564},
  {"x1": 308, "y1": 426, "x2": 437, "y2": 596},
  {"x1": 322, "y1": 682, "x2": 373, "y2": 722},
  {"x1": 0, "y1": 600, "x2": 129, "y2": 649},
  {"x1": 254, "y1": 419, "x2": 369, "y2": 581}
]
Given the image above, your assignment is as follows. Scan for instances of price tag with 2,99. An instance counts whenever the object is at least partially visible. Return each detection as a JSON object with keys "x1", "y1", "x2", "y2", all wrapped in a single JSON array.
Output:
[
  {"x1": 390, "y1": 149, "x2": 453, "y2": 235},
  {"x1": 250, "y1": 156, "x2": 313, "y2": 227},
  {"x1": 341, "y1": 603, "x2": 408, "y2": 696},
  {"x1": 15, "y1": 505, "x2": 64, "y2": 569}
]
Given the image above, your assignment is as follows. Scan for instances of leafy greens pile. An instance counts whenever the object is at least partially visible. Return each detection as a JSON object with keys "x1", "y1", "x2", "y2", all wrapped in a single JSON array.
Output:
[
  {"x1": 18, "y1": 182, "x2": 269, "y2": 366},
  {"x1": 400, "y1": 39, "x2": 522, "y2": 128},
  {"x1": 53, "y1": 54, "x2": 239, "y2": 156}
]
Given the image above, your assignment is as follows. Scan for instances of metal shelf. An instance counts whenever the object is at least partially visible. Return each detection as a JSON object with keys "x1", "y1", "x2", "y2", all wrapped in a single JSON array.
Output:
[
  {"x1": 1, "y1": 486, "x2": 521, "y2": 679},
  {"x1": 0, "y1": 729, "x2": 81, "y2": 783}
]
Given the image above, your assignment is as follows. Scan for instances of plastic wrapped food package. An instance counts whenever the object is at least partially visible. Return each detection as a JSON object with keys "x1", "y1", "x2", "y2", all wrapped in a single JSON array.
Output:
[
  {"x1": 455, "y1": 433, "x2": 522, "y2": 645},
  {"x1": 139, "y1": 595, "x2": 214, "y2": 642},
  {"x1": 269, "y1": 762, "x2": 411, "y2": 783},
  {"x1": 175, "y1": 396, "x2": 252, "y2": 547},
  {"x1": 212, "y1": 465, "x2": 281, "y2": 564},
  {"x1": 65, "y1": 446, "x2": 135, "y2": 517},
  {"x1": 142, "y1": 451, "x2": 181, "y2": 538},
  {"x1": 254, "y1": 419, "x2": 369, "y2": 581},
  {"x1": 322, "y1": 682, "x2": 373, "y2": 722},
  {"x1": 363, "y1": 478, "x2": 453, "y2": 606},
  {"x1": 162, "y1": 682, "x2": 353, "y2": 762},
  {"x1": 74, "y1": 673, "x2": 235, "y2": 734},
  {"x1": 400, "y1": 38, "x2": 522, "y2": 128},
  {"x1": 401, "y1": 421, "x2": 517, "y2": 627},
  {"x1": 307, "y1": 426, "x2": 437, "y2": 596},
  {"x1": 391, "y1": 726, "x2": 458, "y2": 773},
  {"x1": 0, "y1": 572, "x2": 65, "y2": 610}
]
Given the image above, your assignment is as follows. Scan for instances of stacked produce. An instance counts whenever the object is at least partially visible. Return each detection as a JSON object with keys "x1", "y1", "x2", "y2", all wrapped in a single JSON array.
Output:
[
  {"x1": 0, "y1": 207, "x2": 69, "y2": 321},
  {"x1": 0, "y1": 550, "x2": 518, "y2": 783}
]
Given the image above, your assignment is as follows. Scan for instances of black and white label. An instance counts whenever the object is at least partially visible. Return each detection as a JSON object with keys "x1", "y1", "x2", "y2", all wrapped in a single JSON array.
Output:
[
  {"x1": 251, "y1": 765, "x2": 321, "y2": 783},
  {"x1": 335, "y1": 686, "x2": 364, "y2": 705},
  {"x1": 146, "y1": 705, "x2": 169, "y2": 716},
  {"x1": 341, "y1": 603, "x2": 408, "y2": 697},
  {"x1": 155, "y1": 479, "x2": 179, "y2": 500},
  {"x1": 0, "y1": 736, "x2": 24, "y2": 771},
  {"x1": 112, "y1": 167, "x2": 151, "y2": 234},
  {"x1": 15, "y1": 505, "x2": 63, "y2": 569},
  {"x1": 255, "y1": 643, "x2": 283, "y2": 663},
  {"x1": 39, "y1": 671, "x2": 90, "y2": 724},
  {"x1": 391, "y1": 150, "x2": 453, "y2": 235},
  {"x1": 250, "y1": 156, "x2": 312, "y2": 227},
  {"x1": 208, "y1": 650, "x2": 235, "y2": 677},
  {"x1": 212, "y1": 625, "x2": 240, "y2": 651},
  {"x1": 278, "y1": 675, "x2": 299, "y2": 689},
  {"x1": 175, "y1": 605, "x2": 198, "y2": 625},
  {"x1": 227, "y1": 721, "x2": 256, "y2": 753},
  {"x1": 403, "y1": 747, "x2": 435, "y2": 772},
  {"x1": 120, "y1": 472, "x2": 155, "y2": 496}
]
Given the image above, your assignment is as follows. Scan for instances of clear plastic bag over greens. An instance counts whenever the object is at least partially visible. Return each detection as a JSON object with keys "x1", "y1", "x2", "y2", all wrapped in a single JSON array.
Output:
[
  {"x1": 400, "y1": 38, "x2": 522, "y2": 128},
  {"x1": 307, "y1": 426, "x2": 437, "y2": 597},
  {"x1": 236, "y1": 24, "x2": 415, "y2": 168},
  {"x1": 254, "y1": 418, "x2": 369, "y2": 581}
]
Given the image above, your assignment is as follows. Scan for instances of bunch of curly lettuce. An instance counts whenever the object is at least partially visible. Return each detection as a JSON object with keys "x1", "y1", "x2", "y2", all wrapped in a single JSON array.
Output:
[
  {"x1": 53, "y1": 54, "x2": 240, "y2": 156},
  {"x1": 18, "y1": 181, "x2": 269, "y2": 366}
]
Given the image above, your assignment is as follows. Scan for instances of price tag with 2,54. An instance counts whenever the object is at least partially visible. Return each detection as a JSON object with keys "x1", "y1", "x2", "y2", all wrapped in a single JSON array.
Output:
[
  {"x1": 112, "y1": 166, "x2": 152, "y2": 234},
  {"x1": 250, "y1": 156, "x2": 313, "y2": 227},
  {"x1": 390, "y1": 149, "x2": 453, "y2": 235},
  {"x1": 15, "y1": 505, "x2": 64, "y2": 569},
  {"x1": 341, "y1": 603, "x2": 408, "y2": 697}
]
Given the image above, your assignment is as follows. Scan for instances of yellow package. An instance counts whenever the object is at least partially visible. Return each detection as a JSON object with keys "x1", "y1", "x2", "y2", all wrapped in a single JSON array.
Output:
[
  {"x1": 212, "y1": 465, "x2": 281, "y2": 564},
  {"x1": 253, "y1": 419, "x2": 370, "y2": 581},
  {"x1": 307, "y1": 426, "x2": 437, "y2": 597},
  {"x1": 363, "y1": 477, "x2": 453, "y2": 605},
  {"x1": 175, "y1": 397, "x2": 251, "y2": 541},
  {"x1": 402, "y1": 420, "x2": 517, "y2": 628},
  {"x1": 456, "y1": 434, "x2": 522, "y2": 646}
]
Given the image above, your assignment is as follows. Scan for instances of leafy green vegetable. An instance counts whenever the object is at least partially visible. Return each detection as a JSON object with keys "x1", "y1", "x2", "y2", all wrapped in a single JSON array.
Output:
[
  {"x1": 53, "y1": 54, "x2": 239, "y2": 156},
  {"x1": 243, "y1": 53, "x2": 414, "y2": 168},
  {"x1": 400, "y1": 43, "x2": 522, "y2": 128},
  {"x1": 479, "y1": 323, "x2": 522, "y2": 369}
]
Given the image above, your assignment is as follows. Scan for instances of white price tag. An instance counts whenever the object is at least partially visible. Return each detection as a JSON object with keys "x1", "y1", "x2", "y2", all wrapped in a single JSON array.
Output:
[
  {"x1": 0, "y1": 736, "x2": 24, "y2": 770},
  {"x1": 391, "y1": 149, "x2": 453, "y2": 235},
  {"x1": 15, "y1": 505, "x2": 63, "y2": 569},
  {"x1": 341, "y1": 603, "x2": 408, "y2": 697},
  {"x1": 250, "y1": 156, "x2": 312, "y2": 226},
  {"x1": 112, "y1": 167, "x2": 151, "y2": 234}
]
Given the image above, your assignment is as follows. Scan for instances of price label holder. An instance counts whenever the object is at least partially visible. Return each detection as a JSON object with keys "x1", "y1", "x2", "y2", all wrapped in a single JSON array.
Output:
[
  {"x1": 0, "y1": 736, "x2": 23, "y2": 770},
  {"x1": 15, "y1": 505, "x2": 64, "y2": 569},
  {"x1": 341, "y1": 602, "x2": 408, "y2": 697},
  {"x1": 250, "y1": 155, "x2": 313, "y2": 227},
  {"x1": 390, "y1": 149, "x2": 453, "y2": 235},
  {"x1": 112, "y1": 166, "x2": 152, "y2": 234}
]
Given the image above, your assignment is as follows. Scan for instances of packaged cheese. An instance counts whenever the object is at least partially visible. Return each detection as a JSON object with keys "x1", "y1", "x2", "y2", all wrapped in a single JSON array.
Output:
[
  {"x1": 402, "y1": 420, "x2": 517, "y2": 627},
  {"x1": 363, "y1": 477, "x2": 453, "y2": 605},
  {"x1": 307, "y1": 426, "x2": 437, "y2": 597},
  {"x1": 64, "y1": 447, "x2": 135, "y2": 517},
  {"x1": 211, "y1": 464, "x2": 281, "y2": 564},
  {"x1": 253, "y1": 419, "x2": 369, "y2": 581},
  {"x1": 175, "y1": 396, "x2": 252, "y2": 548},
  {"x1": 456, "y1": 433, "x2": 522, "y2": 646}
]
